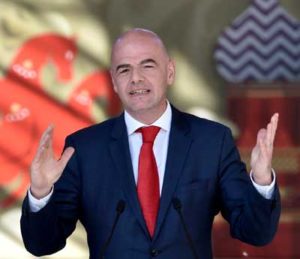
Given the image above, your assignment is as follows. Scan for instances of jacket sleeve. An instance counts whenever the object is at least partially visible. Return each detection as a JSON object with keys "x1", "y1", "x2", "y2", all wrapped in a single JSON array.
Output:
[
  {"x1": 218, "y1": 127, "x2": 281, "y2": 246},
  {"x1": 20, "y1": 135, "x2": 81, "y2": 256}
]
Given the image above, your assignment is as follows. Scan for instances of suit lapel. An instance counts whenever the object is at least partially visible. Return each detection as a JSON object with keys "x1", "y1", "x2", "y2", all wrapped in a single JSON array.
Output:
[
  {"x1": 109, "y1": 114, "x2": 149, "y2": 238},
  {"x1": 109, "y1": 108, "x2": 193, "y2": 240},
  {"x1": 153, "y1": 107, "x2": 193, "y2": 240}
]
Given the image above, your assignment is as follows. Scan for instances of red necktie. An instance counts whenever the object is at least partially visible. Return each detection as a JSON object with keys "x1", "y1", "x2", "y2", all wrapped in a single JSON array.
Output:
[{"x1": 137, "y1": 126, "x2": 160, "y2": 237}]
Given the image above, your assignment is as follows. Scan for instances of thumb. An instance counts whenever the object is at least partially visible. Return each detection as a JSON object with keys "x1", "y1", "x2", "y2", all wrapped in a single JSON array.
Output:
[{"x1": 58, "y1": 147, "x2": 75, "y2": 171}]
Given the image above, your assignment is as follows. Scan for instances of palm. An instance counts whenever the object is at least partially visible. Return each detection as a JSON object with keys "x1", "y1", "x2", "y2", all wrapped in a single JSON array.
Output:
[{"x1": 30, "y1": 126, "x2": 74, "y2": 198}]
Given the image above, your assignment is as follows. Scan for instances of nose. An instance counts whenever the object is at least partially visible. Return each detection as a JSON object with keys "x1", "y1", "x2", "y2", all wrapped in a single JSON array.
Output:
[{"x1": 131, "y1": 68, "x2": 144, "y2": 85}]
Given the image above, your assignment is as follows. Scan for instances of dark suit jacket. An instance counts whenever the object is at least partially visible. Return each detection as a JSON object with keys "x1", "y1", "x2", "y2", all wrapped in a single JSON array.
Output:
[{"x1": 21, "y1": 106, "x2": 280, "y2": 259}]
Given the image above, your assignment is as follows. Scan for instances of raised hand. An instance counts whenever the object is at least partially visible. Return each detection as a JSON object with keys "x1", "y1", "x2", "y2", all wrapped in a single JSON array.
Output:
[
  {"x1": 250, "y1": 113, "x2": 279, "y2": 185},
  {"x1": 30, "y1": 125, "x2": 75, "y2": 199}
]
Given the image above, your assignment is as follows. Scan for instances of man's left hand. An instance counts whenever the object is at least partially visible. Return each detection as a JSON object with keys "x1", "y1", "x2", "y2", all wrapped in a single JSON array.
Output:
[{"x1": 250, "y1": 113, "x2": 279, "y2": 185}]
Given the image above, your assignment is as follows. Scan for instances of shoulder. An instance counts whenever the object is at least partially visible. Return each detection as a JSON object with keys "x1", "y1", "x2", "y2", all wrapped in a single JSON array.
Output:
[
  {"x1": 173, "y1": 107, "x2": 230, "y2": 137},
  {"x1": 174, "y1": 109, "x2": 236, "y2": 152},
  {"x1": 66, "y1": 115, "x2": 122, "y2": 145}
]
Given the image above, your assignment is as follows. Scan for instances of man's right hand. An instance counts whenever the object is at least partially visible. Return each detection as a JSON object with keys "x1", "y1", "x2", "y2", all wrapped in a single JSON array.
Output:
[{"x1": 30, "y1": 125, "x2": 75, "y2": 199}]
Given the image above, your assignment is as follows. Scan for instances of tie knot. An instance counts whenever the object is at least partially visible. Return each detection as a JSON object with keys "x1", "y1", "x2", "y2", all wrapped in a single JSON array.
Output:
[{"x1": 138, "y1": 126, "x2": 160, "y2": 143}]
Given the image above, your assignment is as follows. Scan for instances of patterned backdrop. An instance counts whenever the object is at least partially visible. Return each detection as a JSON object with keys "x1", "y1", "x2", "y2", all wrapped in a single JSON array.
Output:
[{"x1": 0, "y1": 0, "x2": 299, "y2": 258}]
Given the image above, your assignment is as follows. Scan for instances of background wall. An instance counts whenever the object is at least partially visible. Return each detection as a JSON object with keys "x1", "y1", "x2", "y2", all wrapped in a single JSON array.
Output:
[{"x1": 0, "y1": 0, "x2": 299, "y2": 258}]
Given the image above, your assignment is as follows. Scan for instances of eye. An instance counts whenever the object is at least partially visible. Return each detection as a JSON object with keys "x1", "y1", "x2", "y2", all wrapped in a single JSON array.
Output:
[
  {"x1": 119, "y1": 68, "x2": 129, "y2": 74},
  {"x1": 143, "y1": 64, "x2": 154, "y2": 69}
]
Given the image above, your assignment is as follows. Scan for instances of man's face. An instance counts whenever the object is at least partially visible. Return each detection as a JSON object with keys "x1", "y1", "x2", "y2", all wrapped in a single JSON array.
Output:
[{"x1": 110, "y1": 32, "x2": 175, "y2": 121}]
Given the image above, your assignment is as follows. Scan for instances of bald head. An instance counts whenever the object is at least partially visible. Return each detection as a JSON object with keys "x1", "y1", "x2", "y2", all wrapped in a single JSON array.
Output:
[{"x1": 111, "y1": 28, "x2": 169, "y2": 66}]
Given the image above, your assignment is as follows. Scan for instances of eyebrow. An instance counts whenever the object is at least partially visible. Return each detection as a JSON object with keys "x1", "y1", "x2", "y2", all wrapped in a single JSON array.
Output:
[
  {"x1": 115, "y1": 58, "x2": 158, "y2": 73},
  {"x1": 141, "y1": 58, "x2": 157, "y2": 65}
]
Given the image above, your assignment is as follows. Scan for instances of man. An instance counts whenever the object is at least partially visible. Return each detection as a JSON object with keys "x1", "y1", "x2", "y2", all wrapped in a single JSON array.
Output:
[{"x1": 21, "y1": 28, "x2": 280, "y2": 259}]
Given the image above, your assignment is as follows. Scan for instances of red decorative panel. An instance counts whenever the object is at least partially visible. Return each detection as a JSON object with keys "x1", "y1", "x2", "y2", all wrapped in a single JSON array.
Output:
[
  {"x1": 0, "y1": 33, "x2": 121, "y2": 208},
  {"x1": 213, "y1": 84, "x2": 300, "y2": 258}
]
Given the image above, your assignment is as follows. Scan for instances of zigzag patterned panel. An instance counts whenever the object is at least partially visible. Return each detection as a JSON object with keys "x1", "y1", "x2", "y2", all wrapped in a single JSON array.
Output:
[{"x1": 215, "y1": 0, "x2": 300, "y2": 83}]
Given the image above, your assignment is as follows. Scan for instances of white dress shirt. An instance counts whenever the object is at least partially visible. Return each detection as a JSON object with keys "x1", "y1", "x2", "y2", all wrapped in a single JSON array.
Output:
[
  {"x1": 28, "y1": 101, "x2": 275, "y2": 212},
  {"x1": 125, "y1": 101, "x2": 172, "y2": 194}
]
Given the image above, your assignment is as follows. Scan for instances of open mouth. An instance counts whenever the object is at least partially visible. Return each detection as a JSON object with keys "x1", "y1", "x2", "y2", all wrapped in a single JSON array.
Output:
[{"x1": 129, "y1": 89, "x2": 150, "y2": 95}]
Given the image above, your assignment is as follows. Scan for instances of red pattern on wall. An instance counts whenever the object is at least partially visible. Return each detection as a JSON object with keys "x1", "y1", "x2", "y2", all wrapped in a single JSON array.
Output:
[{"x1": 0, "y1": 33, "x2": 121, "y2": 208}]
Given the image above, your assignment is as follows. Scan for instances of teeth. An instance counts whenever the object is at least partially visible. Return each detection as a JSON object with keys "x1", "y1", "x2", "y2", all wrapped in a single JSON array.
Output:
[{"x1": 130, "y1": 89, "x2": 150, "y2": 95}]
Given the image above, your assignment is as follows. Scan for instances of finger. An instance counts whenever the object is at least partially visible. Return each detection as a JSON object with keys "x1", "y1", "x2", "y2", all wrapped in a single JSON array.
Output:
[
  {"x1": 39, "y1": 125, "x2": 54, "y2": 149},
  {"x1": 42, "y1": 125, "x2": 56, "y2": 159},
  {"x1": 32, "y1": 146, "x2": 44, "y2": 164},
  {"x1": 57, "y1": 147, "x2": 75, "y2": 172},
  {"x1": 259, "y1": 136, "x2": 268, "y2": 158},
  {"x1": 33, "y1": 143, "x2": 52, "y2": 164},
  {"x1": 270, "y1": 113, "x2": 279, "y2": 143},
  {"x1": 266, "y1": 122, "x2": 273, "y2": 147},
  {"x1": 256, "y1": 128, "x2": 267, "y2": 145},
  {"x1": 34, "y1": 125, "x2": 55, "y2": 163},
  {"x1": 44, "y1": 128, "x2": 54, "y2": 156}
]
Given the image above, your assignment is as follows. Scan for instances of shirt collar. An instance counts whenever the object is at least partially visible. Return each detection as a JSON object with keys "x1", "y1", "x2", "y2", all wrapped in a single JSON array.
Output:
[{"x1": 124, "y1": 101, "x2": 172, "y2": 135}]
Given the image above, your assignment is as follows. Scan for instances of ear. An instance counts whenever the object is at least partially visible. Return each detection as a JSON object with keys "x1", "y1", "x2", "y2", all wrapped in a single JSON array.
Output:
[
  {"x1": 167, "y1": 59, "x2": 175, "y2": 85},
  {"x1": 110, "y1": 69, "x2": 118, "y2": 94}
]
